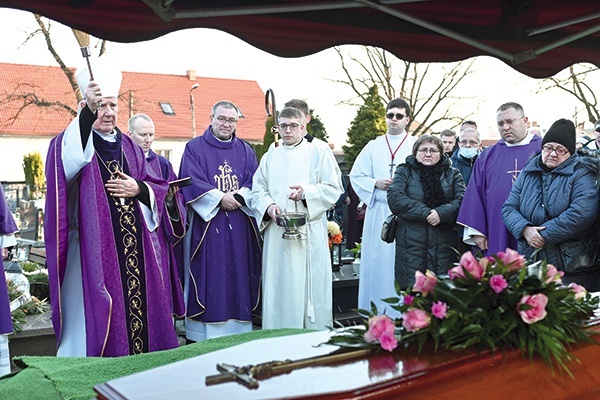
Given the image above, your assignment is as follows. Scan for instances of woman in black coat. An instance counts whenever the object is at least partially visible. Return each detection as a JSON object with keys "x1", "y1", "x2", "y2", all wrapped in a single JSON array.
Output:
[{"x1": 387, "y1": 134, "x2": 466, "y2": 290}]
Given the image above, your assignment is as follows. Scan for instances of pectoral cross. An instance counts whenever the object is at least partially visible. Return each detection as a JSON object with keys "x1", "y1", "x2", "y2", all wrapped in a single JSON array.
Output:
[
  {"x1": 507, "y1": 158, "x2": 522, "y2": 183},
  {"x1": 389, "y1": 162, "x2": 396, "y2": 177}
]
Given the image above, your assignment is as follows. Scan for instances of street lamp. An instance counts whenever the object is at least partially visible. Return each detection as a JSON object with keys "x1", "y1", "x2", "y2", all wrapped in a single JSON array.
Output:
[{"x1": 190, "y1": 83, "x2": 199, "y2": 138}]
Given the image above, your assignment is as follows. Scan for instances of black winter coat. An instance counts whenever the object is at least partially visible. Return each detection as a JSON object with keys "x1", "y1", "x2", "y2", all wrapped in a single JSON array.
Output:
[{"x1": 387, "y1": 155, "x2": 466, "y2": 289}]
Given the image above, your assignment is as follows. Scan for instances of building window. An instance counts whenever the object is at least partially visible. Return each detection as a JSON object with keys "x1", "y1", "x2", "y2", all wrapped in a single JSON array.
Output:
[
  {"x1": 159, "y1": 102, "x2": 175, "y2": 115},
  {"x1": 156, "y1": 149, "x2": 172, "y2": 161}
]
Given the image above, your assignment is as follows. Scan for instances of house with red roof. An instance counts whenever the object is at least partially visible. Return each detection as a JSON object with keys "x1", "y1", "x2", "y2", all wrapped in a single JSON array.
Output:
[{"x1": 0, "y1": 63, "x2": 267, "y2": 181}]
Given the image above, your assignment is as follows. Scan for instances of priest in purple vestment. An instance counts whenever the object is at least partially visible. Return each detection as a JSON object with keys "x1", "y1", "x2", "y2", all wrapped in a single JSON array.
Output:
[
  {"x1": 179, "y1": 100, "x2": 261, "y2": 342},
  {"x1": 127, "y1": 113, "x2": 186, "y2": 318},
  {"x1": 44, "y1": 57, "x2": 179, "y2": 357},
  {"x1": 457, "y1": 102, "x2": 541, "y2": 255}
]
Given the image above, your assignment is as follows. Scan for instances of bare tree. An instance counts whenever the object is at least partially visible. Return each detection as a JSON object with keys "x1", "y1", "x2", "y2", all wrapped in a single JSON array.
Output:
[
  {"x1": 538, "y1": 63, "x2": 600, "y2": 125},
  {"x1": 1, "y1": 14, "x2": 107, "y2": 124},
  {"x1": 331, "y1": 46, "x2": 477, "y2": 135}
]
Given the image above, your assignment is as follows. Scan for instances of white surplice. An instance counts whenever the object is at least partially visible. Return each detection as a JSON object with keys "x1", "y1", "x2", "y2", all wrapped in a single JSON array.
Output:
[
  {"x1": 249, "y1": 139, "x2": 343, "y2": 330},
  {"x1": 349, "y1": 133, "x2": 416, "y2": 316}
]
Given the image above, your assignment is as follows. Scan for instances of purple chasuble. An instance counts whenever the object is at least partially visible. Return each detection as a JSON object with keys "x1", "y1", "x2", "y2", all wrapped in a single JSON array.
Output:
[
  {"x1": 146, "y1": 150, "x2": 186, "y2": 317},
  {"x1": 45, "y1": 128, "x2": 178, "y2": 357},
  {"x1": 457, "y1": 135, "x2": 541, "y2": 255},
  {"x1": 179, "y1": 127, "x2": 262, "y2": 323},
  {"x1": 1, "y1": 185, "x2": 18, "y2": 334}
]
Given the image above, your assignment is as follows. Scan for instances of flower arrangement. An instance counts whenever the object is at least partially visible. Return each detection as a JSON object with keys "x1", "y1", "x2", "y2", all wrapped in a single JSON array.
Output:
[
  {"x1": 326, "y1": 249, "x2": 599, "y2": 374},
  {"x1": 327, "y1": 221, "x2": 343, "y2": 249}
]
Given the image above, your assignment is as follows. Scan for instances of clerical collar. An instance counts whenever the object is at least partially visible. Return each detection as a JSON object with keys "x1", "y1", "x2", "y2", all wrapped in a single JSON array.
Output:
[
  {"x1": 94, "y1": 129, "x2": 118, "y2": 142},
  {"x1": 212, "y1": 132, "x2": 234, "y2": 143},
  {"x1": 505, "y1": 133, "x2": 535, "y2": 147}
]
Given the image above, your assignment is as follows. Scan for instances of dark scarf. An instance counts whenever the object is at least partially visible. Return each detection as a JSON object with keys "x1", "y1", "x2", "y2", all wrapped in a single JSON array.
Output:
[{"x1": 413, "y1": 159, "x2": 446, "y2": 208}]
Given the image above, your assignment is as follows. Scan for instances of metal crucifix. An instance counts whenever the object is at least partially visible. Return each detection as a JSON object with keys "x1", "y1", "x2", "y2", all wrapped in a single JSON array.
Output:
[{"x1": 205, "y1": 347, "x2": 372, "y2": 389}]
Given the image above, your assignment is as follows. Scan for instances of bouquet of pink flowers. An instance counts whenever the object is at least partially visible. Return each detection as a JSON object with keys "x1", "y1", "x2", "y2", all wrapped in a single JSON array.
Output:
[{"x1": 326, "y1": 249, "x2": 599, "y2": 374}]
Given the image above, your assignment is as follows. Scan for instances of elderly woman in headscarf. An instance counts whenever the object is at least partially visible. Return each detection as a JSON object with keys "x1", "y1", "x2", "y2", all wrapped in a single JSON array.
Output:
[
  {"x1": 502, "y1": 119, "x2": 600, "y2": 291},
  {"x1": 387, "y1": 134, "x2": 466, "y2": 290}
]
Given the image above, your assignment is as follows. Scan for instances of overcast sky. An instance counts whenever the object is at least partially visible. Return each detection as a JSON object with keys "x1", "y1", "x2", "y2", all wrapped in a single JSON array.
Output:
[{"x1": 1, "y1": 7, "x2": 595, "y2": 146}]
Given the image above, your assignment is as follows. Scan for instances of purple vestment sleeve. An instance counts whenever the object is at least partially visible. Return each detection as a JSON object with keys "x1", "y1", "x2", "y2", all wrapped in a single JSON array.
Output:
[{"x1": 0, "y1": 185, "x2": 18, "y2": 334}]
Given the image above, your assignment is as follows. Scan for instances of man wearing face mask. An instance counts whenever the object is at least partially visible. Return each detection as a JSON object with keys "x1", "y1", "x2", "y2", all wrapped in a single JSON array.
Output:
[{"x1": 450, "y1": 127, "x2": 481, "y2": 185}]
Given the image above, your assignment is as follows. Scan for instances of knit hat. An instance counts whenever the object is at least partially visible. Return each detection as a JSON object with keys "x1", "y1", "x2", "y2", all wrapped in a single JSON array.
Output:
[{"x1": 542, "y1": 119, "x2": 576, "y2": 155}]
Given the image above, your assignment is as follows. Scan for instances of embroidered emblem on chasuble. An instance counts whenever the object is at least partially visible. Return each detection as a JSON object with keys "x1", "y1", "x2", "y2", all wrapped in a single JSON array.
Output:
[
  {"x1": 96, "y1": 149, "x2": 149, "y2": 355},
  {"x1": 507, "y1": 158, "x2": 524, "y2": 183},
  {"x1": 214, "y1": 161, "x2": 239, "y2": 192}
]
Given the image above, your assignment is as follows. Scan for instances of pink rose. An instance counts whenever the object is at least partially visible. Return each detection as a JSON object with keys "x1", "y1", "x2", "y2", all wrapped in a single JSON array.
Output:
[
  {"x1": 489, "y1": 274, "x2": 508, "y2": 293},
  {"x1": 413, "y1": 270, "x2": 438, "y2": 295},
  {"x1": 544, "y1": 264, "x2": 563, "y2": 284},
  {"x1": 402, "y1": 308, "x2": 431, "y2": 332},
  {"x1": 568, "y1": 282, "x2": 587, "y2": 300},
  {"x1": 449, "y1": 251, "x2": 486, "y2": 280},
  {"x1": 518, "y1": 293, "x2": 548, "y2": 324},
  {"x1": 498, "y1": 248, "x2": 526, "y2": 272},
  {"x1": 404, "y1": 294, "x2": 414, "y2": 306},
  {"x1": 364, "y1": 315, "x2": 396, "y2": 343},
  {"x1": 378, "y1": 332, "x2": 398, "y2": 351},
  {"x1": 431, "y1": 301, "x2": 447, "y2": 319}
]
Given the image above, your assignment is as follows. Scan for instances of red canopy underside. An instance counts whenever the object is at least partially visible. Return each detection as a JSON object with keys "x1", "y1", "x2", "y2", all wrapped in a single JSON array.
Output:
[{"x1": 1, "y1": 0, "x2": 599, "y2": 78}]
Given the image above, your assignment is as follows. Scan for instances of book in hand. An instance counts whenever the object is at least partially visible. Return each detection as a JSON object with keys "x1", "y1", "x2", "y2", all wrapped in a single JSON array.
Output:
[{"x1": 168, "y1": 177, "x2": 192, "y2": 188}]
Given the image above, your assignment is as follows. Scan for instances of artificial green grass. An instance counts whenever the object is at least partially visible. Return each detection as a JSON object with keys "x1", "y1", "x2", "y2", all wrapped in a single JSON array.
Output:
[{"x1": 0, "y1": 328, "x2": 311, "y2": 400}]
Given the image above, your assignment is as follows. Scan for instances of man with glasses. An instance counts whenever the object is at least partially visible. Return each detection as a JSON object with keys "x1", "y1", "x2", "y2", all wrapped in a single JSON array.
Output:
[
  {"x1": 450, "y1": 127, "x2": 482, "y2": 185},
  {"x1": 249, "y1": 107, "x2": 343, "y2": 330},
  {"x1": 178, "y1": 100, "x2": 262, "y2": 341},
  {"x1": 349, "y1": 98, "x2": 417, "y2": 316},
  {"x1": 457, "y1": 102, "x2": 541, "y2": 255}
]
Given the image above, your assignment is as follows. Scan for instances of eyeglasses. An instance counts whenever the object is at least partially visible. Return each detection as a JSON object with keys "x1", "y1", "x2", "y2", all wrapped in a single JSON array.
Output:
[
  {"x1": 497, "y1": 117, "x2": 524, "y2": 128},
  {"x1": 215, "y1": 116, "x2": 238, "y2": 124},
  {"x1": 386, "y1": 113, "x2": 405, "y2": 120},
  {"x1": 542, "y1": 145, "x2": 569, "y2": 156},
  {"x1": 417, "y1": 148, "x2": 440, "y2": 154},
  {"x1": 459, "y1": 140, "x2": 479, "y2": 146},
  {"x1": 278, "y1": 123, "x2": 300, "y2": 131}
]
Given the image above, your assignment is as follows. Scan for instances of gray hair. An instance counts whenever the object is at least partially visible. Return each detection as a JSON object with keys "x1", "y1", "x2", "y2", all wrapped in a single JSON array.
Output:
[{"x1": 211, "y1": 100, "x2": 240, "y2": 117}]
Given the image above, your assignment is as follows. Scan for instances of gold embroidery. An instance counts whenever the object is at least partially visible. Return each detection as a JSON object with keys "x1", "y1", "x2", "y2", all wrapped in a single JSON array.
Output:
[
  {"x1": 96, "y1": 149, "x2": 145, "y2": 354},
  {"x1": 214, "y1": 161, "x2": 239, "y2": 192},
  {"x1": 120, "y1": 205, "x2": 144, "y2": 354}
]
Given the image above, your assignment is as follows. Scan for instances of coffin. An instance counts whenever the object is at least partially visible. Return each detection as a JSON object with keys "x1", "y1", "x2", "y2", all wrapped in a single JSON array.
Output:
[{"x1": 95, "y1": 324, "x2": 600, "y2": 400}]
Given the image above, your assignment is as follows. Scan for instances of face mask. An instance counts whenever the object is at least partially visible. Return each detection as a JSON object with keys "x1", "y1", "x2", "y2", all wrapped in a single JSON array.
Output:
[{"x1": 459, "y1": 147, "x2": 478, "y2": 159}]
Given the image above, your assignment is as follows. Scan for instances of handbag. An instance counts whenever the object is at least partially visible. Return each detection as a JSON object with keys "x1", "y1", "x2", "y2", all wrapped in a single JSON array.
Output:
[
  {"x1": 539, "y1": 177, "x2": 600, "y2": 274},
  {"x1": 381, "y1": 214, "x2": 398, "y2": 243},
  {"x1": 356, "y1": 201, "x2": 366, "y2": 221}
]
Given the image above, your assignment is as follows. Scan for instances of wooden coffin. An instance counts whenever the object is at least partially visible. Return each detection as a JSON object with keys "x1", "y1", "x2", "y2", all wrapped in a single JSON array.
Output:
[{"x1": 94, "y1": 325, "x2": 600, "y2": 400}]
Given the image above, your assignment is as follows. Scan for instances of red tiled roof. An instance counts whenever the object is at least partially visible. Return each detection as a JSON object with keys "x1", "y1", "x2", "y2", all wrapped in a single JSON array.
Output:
[{"x1": 0, "y1": 62, "x2": 267, "y2": 142}]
